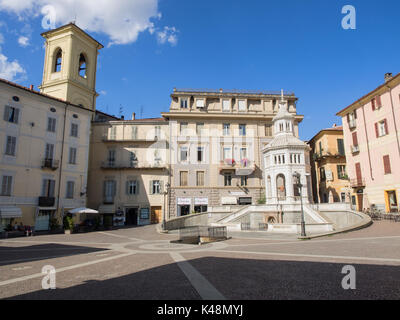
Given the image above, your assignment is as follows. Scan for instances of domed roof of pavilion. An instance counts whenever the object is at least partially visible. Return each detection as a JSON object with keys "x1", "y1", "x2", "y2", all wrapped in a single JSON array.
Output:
[{"x1": 265, "y1": 133, "x2": 307, "y2": 150}]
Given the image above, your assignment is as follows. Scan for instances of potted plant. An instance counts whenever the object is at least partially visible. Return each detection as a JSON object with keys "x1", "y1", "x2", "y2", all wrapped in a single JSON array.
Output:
[{"x1": 63, "y1": 215, "x2": 74, "y2": 235}]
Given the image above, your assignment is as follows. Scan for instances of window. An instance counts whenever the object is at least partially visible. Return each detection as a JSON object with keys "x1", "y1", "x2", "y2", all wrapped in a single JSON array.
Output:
[
  {"x1": 337, "y1": 139, "x2": 345, "y2": 156},
  {"x1": 3, "y1": 106, "x2": 20, "y2": 124},
  {"x1": 240, "y1": 147, "x2": 247, "y2": 163},
  {"x1": 126, "y1": 180, "x2": 138, "y2": 195},
  {"x1": 180, "y1": 147, "x2": 188, "y2": 162},
  {"x1": 79, "y1": 54, "x2": 87, "y2": 78},
  {"x1": 197, "y1": 147, "x2": 204, "y2": 163},
  {"x1": 1, "y1": 176, "x2": 12, "y2": 196},
  {"x1": 45, "y1": 143, "x2": 54, "y2": 160},
  {"x1": 110, "y1": 126, "x2": 116, "y2": 140},
  {"x1": 5, "y1": 136, "x2": 17, "y2": 156},
  {"x1": 42, "y1": 179, "x2": 55, "y2": 197},
  {"x1": 66, "y1": 181, "x2": 75, "y2": 199},
  {"x1": 47, "y1": 117, "x2": 56, "y2": 133},
  {"x1": 196, "y1": 99, "x2": 205, "y2": 108},
  {"x1": 196, "y1": 123, "x2": 204, "y2": 136},
  {"x1": 224, "y1": 174, "x2": 232, "y2": 186},
  {"x1": 223, "y1": 123, "x2": 230, "y2": 136},
  {"x1": 352, "y1": 132, "x2": 358, "y2": 146},
  {"x1": 337, "y1": 165, "x2": 347, "y2": 179},
  {"x1": 130, "y1": 151, "x2": 138, "y2": 166},
  {"x1": 180, "y1": 98, "x2": 188, "y2": 109},
  {"x1": 320, "y1": 167, "x2": 326, "y2": 181},
  {"x1": 238, "y1": 100, "x2": 246, "y2": 111},
  {"x1": 54, "y1": 49, "x2": 62, "y2": 72},
  {"x1": 223, "y1": 147, "x2": 232, "y2": 160},
  {"x1": 222, "y1": 100, "x2": 231, "y2": 111},
  {"x1": 180, "y1": 122, "x2": 188, "y2": 135},
  {"x1": 383, "y1": 155, "x2": 392, "y2": 174},
  {"x1": 376, "y1": 120, "x2": 388, "y2": 137},
  {"x1": 319, "y1": 141, "x2": 323, "y2": 156},
  {"x1": 265, "y1": 124, "x2": 273, "y2": 136},
  {"x1": 180, "y1": 171, "x2": 188, "y2": 186},
  {"x1": 154, "y1": 126, "x2": 161, "y2": 139},
  {"x1": 70, "y1": 123, "x2": 79, "y2": 137},
  {"x1": 371, "y1": 95, "x2": 382, "y2": 110},
  {"x1": 69, "y1": 147, "x2": 77, "y2": 165},
  {"x1": 197, "y1": 171, "x2": 205, "y2": 186},
  {"x1": 151, "y1": 180, "x2": 162, "y2": 194},
  {"x1": 104, "y1": 180, "x2": 116, "y2": 203},
  {"x1": 108, "y1": 149, "x2": 116, "y2": 166},
  {"x1": 239, "y1": 124, "x2": 246, "y2": 136},
  {"x1": 241, "y1": 176, "x2": 248, "y2": 187}
]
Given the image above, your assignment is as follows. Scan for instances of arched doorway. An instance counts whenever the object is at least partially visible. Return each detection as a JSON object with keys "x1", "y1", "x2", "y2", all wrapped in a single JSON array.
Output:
[{"x1": 276, "y1": 174, "x2": 286, "y2": 200}]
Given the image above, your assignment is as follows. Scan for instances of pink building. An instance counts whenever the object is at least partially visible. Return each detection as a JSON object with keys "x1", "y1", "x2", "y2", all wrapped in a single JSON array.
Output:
[{"x1": 337, "y1": 73, "x2": 400, "y2": 213}]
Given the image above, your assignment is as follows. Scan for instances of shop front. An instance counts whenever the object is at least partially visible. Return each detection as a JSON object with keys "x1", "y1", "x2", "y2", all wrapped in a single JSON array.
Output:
[
  {"x1": 177, "y1": 198, "x2": 192, "y2": 217},
  {"x1": 35, "y1": 208, "x2": 56, "y2": 231},
  {"x1": 0, "y1": 207, "x2": 22, "y2": 232},
  {"x1": 194, "y1": 198, "x2": 208, "y2": 213}
]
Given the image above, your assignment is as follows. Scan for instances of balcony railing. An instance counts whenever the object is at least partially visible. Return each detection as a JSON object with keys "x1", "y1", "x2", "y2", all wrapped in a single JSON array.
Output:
[
  {"x1": 38, "y1": 197, "x2": 55, "y2": 207},
  {"x1": 102, "y1": 134, "x2": 161, "y2": 142},
  {"x1": 219, "y1": 159, "x2": 255, "y2": 176},
  {"x1": 101, "y1": 161, "x2": 167, "y2": 169},
  {"x1": 42, "y1": 159, "x2": 60, "y2": 170},
  {"x1": 350, "y1": 178, "x2": 365, "y2": 188}
]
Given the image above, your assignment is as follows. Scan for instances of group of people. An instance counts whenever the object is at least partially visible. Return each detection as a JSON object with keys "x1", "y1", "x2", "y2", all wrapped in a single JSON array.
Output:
[{"x1": 5, "y1": 222, "x2": 34, "y2": 236}]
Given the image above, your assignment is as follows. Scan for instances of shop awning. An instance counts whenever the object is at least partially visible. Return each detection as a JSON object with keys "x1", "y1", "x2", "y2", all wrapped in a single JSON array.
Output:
[
  {"x1": 0, "y1": 207, "x2": 22, "y2": 219},
  {"x1": 98, "y1": 205, "x2": 116, "y2": 214}
]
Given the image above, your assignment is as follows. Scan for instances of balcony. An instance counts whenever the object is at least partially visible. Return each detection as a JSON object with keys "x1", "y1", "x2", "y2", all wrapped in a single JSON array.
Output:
[
  {"x1": 101, "y1": 161, "x2": 167, "y2": 170},
  {"x1": 350, "y1": 178, "x2": 365, "y2": 188},
  {"x1": 42, "y1": 159, "x2": 60, "y2": 170},
  {"x1": 351, "y1": 145, "x2": 360, "y2": 154},
  {"x1": 349, "y1": 119, "x2": 357, "y2": 129},
  {"x1": 38, "y1": 197, "x2": 55, "y2": 207},
  {"x1": 219, "y1": 159, "x2": 255, "y2": 176},
  {"x1": 313, "y1": 151, "x2": 345, "y2": 161}
]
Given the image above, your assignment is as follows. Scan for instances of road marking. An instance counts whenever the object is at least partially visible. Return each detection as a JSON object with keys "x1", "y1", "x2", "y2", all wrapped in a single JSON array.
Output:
[
  {"x1": 97, "y1": 232, "x2": 144, "y2": 242},
  {"x1": 211, "y1": 249, "x2": 400, "y2": 263},
  {"x1": 170, "y1": 252, "x2": 226, "y2": 300},
  {"x1": 0, "y1": 252, "x2": 136, "y2": 287}
]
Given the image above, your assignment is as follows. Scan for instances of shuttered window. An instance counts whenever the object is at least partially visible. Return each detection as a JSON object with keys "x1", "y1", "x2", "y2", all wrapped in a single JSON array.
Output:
[
  {"x1": 337, "y1": 139, "x2": 345, "y2": 155},
  {"x1": 42, "y1": 179, "x2": 55, "y2": 197},
  {"x1": 3, "y1": 106, "x2": 19, "y2": 124},
  {"x1": 126, "y1": 180, "x2": 139, "y2": 195},
  {"x1": 352, "y1": 132, "x2": 358, "y2": 146},
  {"x1": 5, "y1": 136, "x2": 17, "y2": 156},
  {"x1": 70, "y1": 123, "x2": 79, "y2": 137},
  {"x1": 180, "y1": 171, "x2": 188, "y2": 186},
  {"x1": 69, "y1": 147, "x2": 77, "y2": 164},
  {"x1": 47, "y1": 117, "x2": 56, "y2": 132},
  {"x1": 66, "y1": 181, "x2": 75, "y2": 199},
  {"x1": 1, "y1": 176, "x2": 12, "y2": 196},
  {"x1": 197, "y1": 171, "x2": 205, "y2": 186},
  {"x1": 383, "y1": 155, "x2": 391, "y2": 174}
]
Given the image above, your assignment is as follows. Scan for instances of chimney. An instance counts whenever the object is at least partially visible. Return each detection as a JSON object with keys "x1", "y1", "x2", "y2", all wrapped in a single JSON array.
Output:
[
  {"x1": 29, "y1": 85, "x2": 34, "y2": 90},
  {"x1": 121, "y1": 115, "x2": 125, "y2": 120},
  {"x1": 332, "y1": 123, "x2": 337, "y2": 128},
  {"x1": 132, "y1": 112, "x2": 136, "y2": 120},
  {"x1": 385, "y1": 73, "x2": 393, "y2": 83}
]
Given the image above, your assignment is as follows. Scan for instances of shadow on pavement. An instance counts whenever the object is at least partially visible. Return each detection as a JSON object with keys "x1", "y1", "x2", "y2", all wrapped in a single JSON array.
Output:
[
  {"x1": 4, "y1": 256, "x2": 400, "y2": 300},
  {"x1": 0, "y1": 244, "x2": 108, "y2": 267}
]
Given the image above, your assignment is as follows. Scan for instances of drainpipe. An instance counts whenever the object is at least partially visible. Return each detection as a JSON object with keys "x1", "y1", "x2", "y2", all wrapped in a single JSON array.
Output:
[
  {"x1": 387, "y1": 85, "x2": 400, "y2": 158},
  {"x1": 57, "y1": 103, "x2": 68, "y2": 225},
  {"x1": 360, "y1": 103, "x2": 374, "y2": 181}
]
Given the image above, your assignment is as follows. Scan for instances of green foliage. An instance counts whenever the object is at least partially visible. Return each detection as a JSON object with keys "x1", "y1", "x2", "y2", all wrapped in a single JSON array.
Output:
[
  {"x1": 49, "y1": 218, "x2": 60, "y2": 231},
  {"x1": 257, "y1": 195, "x2": 266, "y2": 205},
  {"x1": 63, "y1": 216, "x2": 74, "y2": 230}
]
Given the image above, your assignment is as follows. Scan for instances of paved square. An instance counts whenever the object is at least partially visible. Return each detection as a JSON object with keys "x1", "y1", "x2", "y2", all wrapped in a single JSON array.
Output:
[{"x1": 0, "y1": 222, "x2": 399, "y2": 300}]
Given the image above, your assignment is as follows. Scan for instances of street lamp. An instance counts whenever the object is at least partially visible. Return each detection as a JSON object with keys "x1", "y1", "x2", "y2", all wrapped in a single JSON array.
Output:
[
  {"x1": 162, "y1": 182, "x2": 170, "y2": 232},
  {"x1": 293, "y1": 171, "x2": 306, "y2": 237}
]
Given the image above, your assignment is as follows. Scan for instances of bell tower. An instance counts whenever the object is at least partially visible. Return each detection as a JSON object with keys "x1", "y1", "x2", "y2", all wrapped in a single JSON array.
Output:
[{"x1": 39, "y1": 23, "x2": 103, "y2": 111}]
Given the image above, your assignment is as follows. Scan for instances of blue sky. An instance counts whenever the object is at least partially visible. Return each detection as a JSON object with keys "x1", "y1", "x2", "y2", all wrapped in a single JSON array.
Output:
[{"x1": 0, "y1": 0, "x2": 399, "y2": 140}]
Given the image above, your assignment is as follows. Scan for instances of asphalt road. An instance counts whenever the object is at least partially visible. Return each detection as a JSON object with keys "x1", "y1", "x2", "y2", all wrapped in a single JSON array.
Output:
[{"x1": 0, "y1": 221, "x2": 399, "y2": 300}]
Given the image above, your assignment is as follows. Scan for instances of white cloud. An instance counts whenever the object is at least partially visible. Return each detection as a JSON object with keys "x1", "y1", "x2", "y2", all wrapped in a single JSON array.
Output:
[
  {"x1": 0, "y1": 0, "x2": 176, "y2": 46},
  {"x1": 156, "y1": 26, "x2": 178, "y2": 46},
  {"x1": 18, "y1": 35, "x2": 29, "y2": 47},
  {"x1": 0, "y1": 53, "x2": 26, "y2": 81}
]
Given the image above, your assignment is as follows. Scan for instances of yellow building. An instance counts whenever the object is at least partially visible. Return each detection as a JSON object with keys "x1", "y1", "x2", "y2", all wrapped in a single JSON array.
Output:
[
  {"x1": 308, "y1": 125, "x2": 350, "y2": 204},
  {"x1": 87, "y1": 115, "x2": 170, "y2": 226},
  {"x1": 0, "y1": 23, "x2": 102, "y2": 232}
]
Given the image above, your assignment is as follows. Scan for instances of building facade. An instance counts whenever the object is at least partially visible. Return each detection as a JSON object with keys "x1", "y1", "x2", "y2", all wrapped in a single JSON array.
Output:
[
  {"x1": 0, "y1": 23, "x2": 102, "y2": 232},
  {"x1": 308, "y1": 125, "x2": 350, "y2": 204},
  {"x1": 87, "y1": 115, "x2": 170, "y2": 227},
  {"x1": 162, "y1": 89, "x2": 304, "y2": 219},
  {"x1": 337, "y1": 73, "x2": 400, "y2": 213}
]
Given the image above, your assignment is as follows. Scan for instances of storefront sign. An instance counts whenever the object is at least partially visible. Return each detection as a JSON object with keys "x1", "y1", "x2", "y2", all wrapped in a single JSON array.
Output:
[
  {"x1": 177, "y1": 198, "x2": 192, "y2": 205},
  {"x1": 221, "y1": 197, "x2": 237, "y2": 205},
  {"x1": 194, "y1": 198, "x2": 208, "y2": 205},
  {"x1": 230, "y1": 192, "x2": 246, "y2": 196}
]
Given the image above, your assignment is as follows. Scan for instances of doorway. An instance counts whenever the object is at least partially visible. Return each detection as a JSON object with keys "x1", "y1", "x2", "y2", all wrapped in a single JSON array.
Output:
[
  {"x1": 125, "y1": 208, "x2": 138, "y2": 226},
  {"x1": 385, "y1": 190, "x2": 398, "y2": 213},
  {"x1": 179, "y1": 205, "x2": 190, "y2": 217},
  {"x1": 151, "y1": 206, "x2": 162, "y2": 224},
  {"x1": 357, "y1": 194, "x2": 363, "y2": 212}
]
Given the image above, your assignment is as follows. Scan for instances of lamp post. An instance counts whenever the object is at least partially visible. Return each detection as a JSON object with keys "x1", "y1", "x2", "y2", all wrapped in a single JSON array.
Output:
[
  {"x1": 162, "y1": 182, "x2": 170, "y2": 232},
  {"x1": 293, "y1": 172, "x2": 306, "y2": 237}
]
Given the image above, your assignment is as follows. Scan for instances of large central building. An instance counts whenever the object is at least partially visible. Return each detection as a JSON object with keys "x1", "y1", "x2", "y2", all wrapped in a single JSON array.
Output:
[{"x1": 162, "y1": 88, "x2": 304, "y2": 218}]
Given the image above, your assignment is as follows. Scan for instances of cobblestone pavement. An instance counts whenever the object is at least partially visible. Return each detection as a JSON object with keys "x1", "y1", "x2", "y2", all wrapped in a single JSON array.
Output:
[{"x1": 0, "y1": 221, "x2": 399, "y2": 300}]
